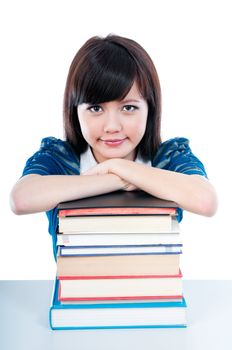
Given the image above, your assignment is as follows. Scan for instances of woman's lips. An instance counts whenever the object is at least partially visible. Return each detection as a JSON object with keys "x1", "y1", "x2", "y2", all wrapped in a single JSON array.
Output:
[{"x1": 100, "y1": 138, "x2": 127, "y2": 146}]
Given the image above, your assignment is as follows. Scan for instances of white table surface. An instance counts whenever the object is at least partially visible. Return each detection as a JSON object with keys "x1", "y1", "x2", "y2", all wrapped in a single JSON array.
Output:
[{"x1": 1, "y1": 280, "x2": 232, "y2": 350}]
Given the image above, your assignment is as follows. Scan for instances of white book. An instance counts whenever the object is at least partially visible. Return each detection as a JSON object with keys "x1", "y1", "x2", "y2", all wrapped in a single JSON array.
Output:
[
  {"x1": 58, "y1": 215, "x2": 173, "y2": 234},
  {"x1": 57, "y1": 220, "x2": 181, "y2": 246},
  {"x1": 59, "y1": 275, "x2": 183, "y2": 300}
]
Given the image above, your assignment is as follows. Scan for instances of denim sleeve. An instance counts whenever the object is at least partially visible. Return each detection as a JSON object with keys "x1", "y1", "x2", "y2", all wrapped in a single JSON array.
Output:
[
  {"x1": 22, "y1": 137, "x2": 80, "y2": 176},
  {"x1": 153, "y1": 137, "x2": 208, "y2": 178}
]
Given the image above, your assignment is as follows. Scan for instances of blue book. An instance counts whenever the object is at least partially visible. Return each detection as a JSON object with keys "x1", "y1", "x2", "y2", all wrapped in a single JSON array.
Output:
[
  {"x1": 59, "y1": 244, "x2": 182, "y2": 257},
  {"x1": 49, "y1": 279, "x2": 187, "y2": 330}
]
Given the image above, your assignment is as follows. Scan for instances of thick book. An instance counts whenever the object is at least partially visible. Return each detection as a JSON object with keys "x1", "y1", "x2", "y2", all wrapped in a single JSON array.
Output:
[
  {"x1": 59, "y1": 244, "x2": 182, "y2": 257},
  {"x1": 56, "y1": 224, "x2": 181, "y2": 246},
  {"x1": 57, "y1": 252, "x2": 181, "y2": 277},
  {"x1": 49, "y1": 279, "x2": 187, "y2": 330},
  {"x1": 58, "y1": 271, "x2": 183, "y2": 301},
  {"x1": 58, "y1": 215, "x2": 176, "y2": 234}
]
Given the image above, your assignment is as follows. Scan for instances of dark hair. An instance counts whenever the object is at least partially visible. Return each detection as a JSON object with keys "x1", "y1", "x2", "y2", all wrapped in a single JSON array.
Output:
[{"x1": 63, "y1": 34, "x2": 162, "y2": 160}]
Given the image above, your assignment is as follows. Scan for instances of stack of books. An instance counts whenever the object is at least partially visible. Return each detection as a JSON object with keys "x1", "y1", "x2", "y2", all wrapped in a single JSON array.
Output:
[{"x1": 49, "y1": 190, "x2": 187, "y2": 330}]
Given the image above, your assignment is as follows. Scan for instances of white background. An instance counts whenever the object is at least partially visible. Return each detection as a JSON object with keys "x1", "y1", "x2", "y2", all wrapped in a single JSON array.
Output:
[{"x1": 0, "y1": 0, "x2": 231, "y2": 279}]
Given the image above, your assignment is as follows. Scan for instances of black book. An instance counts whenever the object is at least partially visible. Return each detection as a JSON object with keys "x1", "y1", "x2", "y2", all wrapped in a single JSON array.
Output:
[{"x1": 58, "y1": 190, "x2": 178, "y2": 211}]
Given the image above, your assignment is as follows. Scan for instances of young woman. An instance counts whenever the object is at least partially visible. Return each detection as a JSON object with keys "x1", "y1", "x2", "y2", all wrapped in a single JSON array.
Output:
[{"x1": 10, "y1": 34, "x2": 217, "y2": 257}]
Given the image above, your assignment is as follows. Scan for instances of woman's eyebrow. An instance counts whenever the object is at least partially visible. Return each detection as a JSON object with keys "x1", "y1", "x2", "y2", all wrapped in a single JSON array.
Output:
[{"x1": 120, "y1": 99, "x2": 142, "y2": 103}]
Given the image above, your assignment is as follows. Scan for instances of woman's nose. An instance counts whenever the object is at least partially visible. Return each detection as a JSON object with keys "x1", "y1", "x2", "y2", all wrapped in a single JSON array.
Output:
[{"x1": 103, "y1": 111, "x2": 122, "y2": 133}]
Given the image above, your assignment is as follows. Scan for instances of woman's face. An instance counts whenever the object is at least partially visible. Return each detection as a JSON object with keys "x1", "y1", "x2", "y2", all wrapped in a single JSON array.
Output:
[{"x1": 77, "y1": 82, "x2": 148, "y2": 163}]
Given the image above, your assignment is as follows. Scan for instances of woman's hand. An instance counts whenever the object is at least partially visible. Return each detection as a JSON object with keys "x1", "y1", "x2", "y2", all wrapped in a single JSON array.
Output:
[
  {"x1": 83, "y1": 159, "x2": 138, "y2": 191},
  {"x1": 82, "y1": 159, "x2": 115, "y2": 176}
]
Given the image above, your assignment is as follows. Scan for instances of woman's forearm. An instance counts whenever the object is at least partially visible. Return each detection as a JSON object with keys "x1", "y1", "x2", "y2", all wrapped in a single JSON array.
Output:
[
  {"x1": 10, "y1": 173, "x2": 126, "y2": 215},
  {"x1": 110, "y1": 160, "x2": 218, "y2": 216}
]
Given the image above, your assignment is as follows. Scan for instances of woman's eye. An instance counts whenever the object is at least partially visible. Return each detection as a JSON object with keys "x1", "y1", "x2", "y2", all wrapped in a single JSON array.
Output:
[
  {"x1": 88, "y1": 105, "x2": 102, "y2": 113},
  {"x1": 123, "y1": 105, "x2": 138, "y2": 112}
]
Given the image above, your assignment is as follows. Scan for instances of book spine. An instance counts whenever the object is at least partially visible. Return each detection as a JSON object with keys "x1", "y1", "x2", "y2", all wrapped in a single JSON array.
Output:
[{"x1": 50, "y1": 324, "x2": 187, "y2": 330}]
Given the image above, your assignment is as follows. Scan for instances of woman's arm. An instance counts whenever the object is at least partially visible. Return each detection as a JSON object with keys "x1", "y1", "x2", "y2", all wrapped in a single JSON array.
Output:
[
  {"x1": 10, "y1": 173, "x2": 130, "y2": 215},
  {"x1": 84, "y1": 159, "x2": 218, "y2": 217}
]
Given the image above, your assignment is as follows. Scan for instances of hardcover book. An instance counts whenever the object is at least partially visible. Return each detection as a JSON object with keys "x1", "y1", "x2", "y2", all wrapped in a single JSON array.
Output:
[
  {"x1": 57, "y1": 190, "x2": 178, "y2": 213},
  {"x1": 57, "y1": 252, "x2": 181, "y2": 277},
  {"x1": 58, "y1": 271, "x2": 183, "y2": 301},
  {"x1": 56, "y1": 228, "x2": 181, "y2": 246},
  {"x1": 59, "y1": 244, "x2": 182, "y2": 256},
  {"x1": 58, "y1": 215, "x2": 175, "y2": 234}
]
